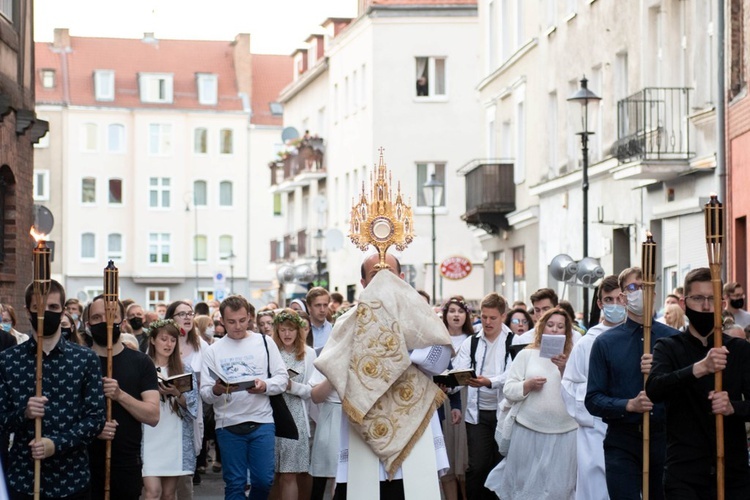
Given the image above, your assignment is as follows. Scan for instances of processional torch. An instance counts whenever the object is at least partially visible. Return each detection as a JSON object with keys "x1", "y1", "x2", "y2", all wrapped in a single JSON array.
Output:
[
  {"x1": 705, "y1": 194, "x2": 725, "y2": 500},
  {"x1": 30, "y1": 228, "x2": 51, "y2": 500},
  {"x1": 641, "y1": 231, "x2": 656, "y2": 500},
  {"x1": 103, "y1": 261, "x2": 119, "y2": 500}
]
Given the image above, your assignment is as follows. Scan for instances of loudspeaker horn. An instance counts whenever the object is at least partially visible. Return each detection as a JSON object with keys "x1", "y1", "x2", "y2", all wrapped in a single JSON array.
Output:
[
  {"x1": 276, "y1": 265, "x2": 295, "y2": 284},
  {"x1": 549, "y1": 254, "x2": 579, "y2": 282},
  {"x1": 576, "y1": 257, "x2": 605, "y2": 288}
]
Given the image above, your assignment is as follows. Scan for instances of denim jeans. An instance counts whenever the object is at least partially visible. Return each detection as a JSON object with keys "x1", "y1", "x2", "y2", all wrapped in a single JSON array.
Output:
[
  {"x1": 465, "y1": 410, "x2": 501, "y2": 500},
  {"x1": 216, "y1": 423, "x2": 275, "y2": 500}
]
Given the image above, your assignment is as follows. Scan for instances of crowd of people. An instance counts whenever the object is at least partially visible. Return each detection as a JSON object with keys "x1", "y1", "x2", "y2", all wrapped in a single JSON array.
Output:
[{"x1": 1, "y1": 258, "x2": 750, "y2": 500}]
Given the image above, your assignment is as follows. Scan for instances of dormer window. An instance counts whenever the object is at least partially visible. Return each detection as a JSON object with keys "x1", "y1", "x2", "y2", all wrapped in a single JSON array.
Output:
[
  {"x1": 139, "y1": 73, "x2": 173, "y2": 104},
  {"x1": 41, "y1": 69, "x2": 55, "y2": 89},
  {"x1": 197, "y1": 73, "x2": 218, "y2": 105},
  {"x1": 95, "y1": 70, "x2": 115, "y2": 101}
]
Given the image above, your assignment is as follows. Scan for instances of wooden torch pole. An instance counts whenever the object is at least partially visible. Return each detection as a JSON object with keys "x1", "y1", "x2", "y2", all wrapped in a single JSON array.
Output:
[
  {"x1": 31, "y1": 235, "x2": 51, "y2": 500},
  {"x1": 103, "y1": 260, "x2": 119, "y2": 500},
  {"x1": 641, "y1": 232, "x2": 657, "y2": 500},
  {"x1": 705, "y1": 194, "x2": 725, "y2": 500}
]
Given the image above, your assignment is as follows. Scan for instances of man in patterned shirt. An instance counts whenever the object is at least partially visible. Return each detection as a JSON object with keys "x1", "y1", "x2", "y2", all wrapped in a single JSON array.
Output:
[{"x1": 0, "y1": 280, "x2": 106, "y2": 499}]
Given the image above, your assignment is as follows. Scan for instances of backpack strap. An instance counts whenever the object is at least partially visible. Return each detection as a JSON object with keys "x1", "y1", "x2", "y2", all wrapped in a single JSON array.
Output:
[{"x1": 469, "y1": 334, "x2": 479, "y2": 371}]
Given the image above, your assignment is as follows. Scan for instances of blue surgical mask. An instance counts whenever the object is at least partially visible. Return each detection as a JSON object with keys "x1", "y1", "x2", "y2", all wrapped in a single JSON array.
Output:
[
  {"x1": 602, "y1": 304, "x2": 627, "y2": 325},
  {"x1": 0, "y1": 322, "x2": 11, "y2": 332}
]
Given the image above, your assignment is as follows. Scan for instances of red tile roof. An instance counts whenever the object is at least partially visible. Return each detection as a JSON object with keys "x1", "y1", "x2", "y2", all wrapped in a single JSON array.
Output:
[
  {"x1": 370, "y1": 0, "x2": 477, "y2": 4},
  {"x1": 251, "y1": 54, "x2": 293, "y2": 126},
  {"x1": 34, "y1": 32, "x2": 292, "y2": 121}
]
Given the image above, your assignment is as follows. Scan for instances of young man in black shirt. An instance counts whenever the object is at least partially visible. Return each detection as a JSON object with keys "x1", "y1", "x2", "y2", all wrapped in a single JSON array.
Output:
[
  {"x1": 86, "y1": 295, "x2": 160, "y2": 500},
  {"x1": 647, "y1": 267, "x2": 750, "y2": 498}
]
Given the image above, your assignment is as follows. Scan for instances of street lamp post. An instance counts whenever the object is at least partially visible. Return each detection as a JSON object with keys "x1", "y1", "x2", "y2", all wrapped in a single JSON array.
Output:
[
  {"x1": 568, "y1": 76, "x2": 601, "y2": 327},
  {"x1": 422, "y1": 173, "x2": 444, "y2": 305},
  {"x1": 313, "y1": 229, "x2": 325, "y2": 287},
  {"x1": 227, "y1": 251, "x2": 236, "y2": 295}
]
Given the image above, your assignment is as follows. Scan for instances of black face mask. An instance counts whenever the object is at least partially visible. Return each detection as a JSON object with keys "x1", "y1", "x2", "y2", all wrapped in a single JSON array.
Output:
[
  {"x1": 128, "y1": 317, "x2": 144, "y2": 331},
  {"x1": 730, "y1": 298, "x2": 745, "y2": 310},
  {"x1": 61, "y1": 327, "x2": 73, "y2": 339},
  {"x1": 29, "y1": 311, "x2": 63, "y2": 337},
  {"x1": 89, "y1": 322, "x2": 121, "y2": 346},
  {"x1": 684, "y1": 306, "x2": 715, "y2": 338}
]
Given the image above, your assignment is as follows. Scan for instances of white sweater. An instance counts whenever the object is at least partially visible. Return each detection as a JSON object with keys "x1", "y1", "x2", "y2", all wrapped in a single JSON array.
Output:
[
  {"x1": 503, "y1": 348, "x2": 577, "y2": 434},
  {"x1": 200, "y1": 332, "x2": 288, "y2": 429}
]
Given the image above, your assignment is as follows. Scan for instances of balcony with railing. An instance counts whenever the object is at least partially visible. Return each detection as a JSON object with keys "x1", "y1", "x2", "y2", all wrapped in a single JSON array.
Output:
[
  {"x1": 269, "y1": 135, "x2": 326, "y2": 191},
  {"x1": 459, "y1": 160, "x2": 515, "y2": 234},
  {"x1": 611, "y1": 87, "x2": 694, "y2": 180}
]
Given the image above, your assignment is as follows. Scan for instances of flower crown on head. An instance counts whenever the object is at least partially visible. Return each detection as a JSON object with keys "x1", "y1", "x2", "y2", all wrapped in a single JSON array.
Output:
[
  {"x1": 149, "y1": 318, "x2": 177, "y2": 332},
  {"x1": 443, "y1": 297, "x2": 470, "y2": 314},
  {"x1": 272, "y1": 311, "x2": 306, "y2": 329}
]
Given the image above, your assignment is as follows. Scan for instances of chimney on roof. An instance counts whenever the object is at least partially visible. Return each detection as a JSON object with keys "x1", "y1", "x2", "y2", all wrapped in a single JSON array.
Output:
[
  {"x1": 53, "y1": 28, "x2": 70, "y2": 50},
  {"x1": 232, "y1": 34, "x2": 252, "y2": 101}
]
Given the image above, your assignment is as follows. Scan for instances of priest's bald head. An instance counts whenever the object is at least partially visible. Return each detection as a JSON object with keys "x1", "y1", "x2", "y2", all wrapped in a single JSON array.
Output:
[{"x1": 360, "y1": 253, "x2": 404, "y2": 288}]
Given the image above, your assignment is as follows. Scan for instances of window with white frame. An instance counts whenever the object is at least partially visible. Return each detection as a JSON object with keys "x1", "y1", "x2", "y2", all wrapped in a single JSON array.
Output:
[
  {"x1": 194, "y1": 128, "x2": 207, "y2": 154},
  {"x1": 344, "y1": 76, "x2": 350, "y2": 116},
  {"x1": 0, "y1": 1, "x2": 12, "y2": 22},
  {"x1": 139, "y1": 73, "x2": 174, "y2": 103},
  {"x1": 415, "y1": 57, "x2": 446, "y2": 98},
  {"x1": 193, "y1": 180, "x2": 207, "y2": 206},
  {"x1": 219, "y1": 181, "x2": 233, "y2": 207},
  {"x1": 488, "y1": 0, "x2": 497, "y2": 69},
  {"x1": 146, "y1": 288, "x2": 169, "y2": 310},
  {"x1": 107, "y1": 124, "x2": 125, "y2": 153},
  {"x1": 148, "y1": 177, "x2": 171, "y2": 208},
  {"x1": 501, "y1": 120, "x2": 512, "y2": 157},
  {"x1": 486, "y1": 106, "x2": 497, "y2": 158},
  {"x1": 360, "y1": 64, "x2": 366, "y2": 108},
  {"x1": 547, "y1": 92, "x2": 558, "y2": 177},
  {"x1": 149, "y1": 124, "x2": 172, "y2": 155},
  {"x1": 501, "y1": 0, "x2": 512, "y2": 61},
  {"x1": 82, "y1": 177, "x2": 96, "y2": 204},
  {"x1": 33, "y1": 170, "x2": 50, "y2": 201},
  {"x1": 416, "y1": 163, "x2": 446, "y2": 207},
  {"x1": 194, "y1": 235, "x2": 208, "y2": 262},
  {"x1": 547, "y1": 0, "x2": 557, "y2": 28},
  {"x1": 589, "y1": 66, "x2": 603, "y2": 162},
  {"x1": 197, "y1": 73, "x2": 218, "y2": 105},
  {"x1": 81, "y1": 233, "x2": 96, "y2": 260},
  {"x1": 219, "y1": 129, "x2": 233, "y2": 155},
  {"x1": 81, "y1": 123, "x2": 97, "y2": 152},
  {"x1": 83, "y1": 287, "x2": 104, "y2": 303},
  {"x1": 148, "y1": 233, "x2": 171, "y2": 264},
  {"x1": 219, "y1": 235, "x2": 233, "y2": 259},
  {"x1": 333, "y1": 83, "x2": 339, "y2": 122},
  {"x1": 352, "y1": 70, "x2": 359, "y2": 109},
  {"x1": 516, "y1": 0, "x2": 524, "y2": 47},
  {"x1": 41, "y1": 69, "x2": 55, "y2": 89},
  {"x1": 566, "y1": 0, "x2": 577, "y2": 16},
  {"x1": 94, "y1": 70, "x2": 115, "y2": 101},
  {"x1": 108, "y1": 178, "x2": 123, "y2": 205},
  {"x1": 107, "y1": 233, "x2": 123, "y2": 260}
]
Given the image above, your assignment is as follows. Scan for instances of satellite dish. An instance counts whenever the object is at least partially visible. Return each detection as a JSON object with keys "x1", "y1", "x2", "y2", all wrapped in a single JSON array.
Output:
[
  {"x1": 577, "y1": 257, "x2": 605, "y2": 288},
  {"x1": 276, "y1": 265, "x2": 295, "y2": 284},
  {"x1": 281, "y1": 127, "x2": 300, "y2": 143},
  {"x1": 325, "y1": 228, "x2": 344, "y2": 251},
  {"x1": 33, "y1": 205, "x2": 54, "y2": 235},
  {"x1": 294, "y1": 264, "x2": 315, "y2": 283},
  {"x1": 549, "y1": 254, "x2": 579, "y2": 282}
]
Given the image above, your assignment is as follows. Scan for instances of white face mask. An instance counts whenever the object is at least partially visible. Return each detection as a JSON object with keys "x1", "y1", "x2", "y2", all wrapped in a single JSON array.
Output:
[
  {"x1": 205, "y1": 326, "x2": 215, "y2": 339},
  {"x1": 626, "y1": 290, "x2": 644, "y2": 316},
  {"x1": 602, "y1": 304, "x2": 627, "y2": 324}
]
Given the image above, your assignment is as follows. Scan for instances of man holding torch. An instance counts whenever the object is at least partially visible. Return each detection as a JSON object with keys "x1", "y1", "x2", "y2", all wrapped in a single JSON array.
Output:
[
  {"x1": 586, "y1": 267, "x2": 679, "y2": 499},
  {"x1": 0, "y1": 280, "x2": 106, "y2": 499},
  {"x1": 646, "y1": 268, "x2": 750, "y2": 498}
]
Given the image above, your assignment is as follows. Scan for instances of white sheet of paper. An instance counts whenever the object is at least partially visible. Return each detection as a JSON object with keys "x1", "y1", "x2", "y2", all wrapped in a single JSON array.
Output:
[{"x1": 539, "y1": 334, "x2": 565, "y2": 359}]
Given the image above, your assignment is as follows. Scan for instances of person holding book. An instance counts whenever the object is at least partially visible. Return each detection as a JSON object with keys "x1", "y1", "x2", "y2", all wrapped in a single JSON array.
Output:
[
  {"x1": 142, "y1": 319, "x2": 199, "y2": 500},
  {"x1": 485, "y1": 307, "x2": 578, "y2": 499},
  {"x1": 271, "y1": 309, "x2": 317, "y2": 500}
]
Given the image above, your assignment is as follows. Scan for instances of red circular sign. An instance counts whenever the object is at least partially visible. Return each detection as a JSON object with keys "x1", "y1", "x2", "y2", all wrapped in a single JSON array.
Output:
[{"x1": 440, "y1": 256, "x2": 473, "y2": 280}]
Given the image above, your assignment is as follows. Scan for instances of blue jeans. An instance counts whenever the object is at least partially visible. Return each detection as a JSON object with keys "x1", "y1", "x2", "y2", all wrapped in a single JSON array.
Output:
[{"x1": 216, "y1": 423, "x2": 275, "y2": 500}]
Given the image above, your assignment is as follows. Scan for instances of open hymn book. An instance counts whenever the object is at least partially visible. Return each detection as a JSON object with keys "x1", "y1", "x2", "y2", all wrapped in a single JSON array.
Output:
[
  {"x1": 433, "y1": 369, "x2": 476, "y2": 388},
  {"x1": 157, "y1": 371, "x2": 193, "y2": 394},
  {"x1": 208, "y1": 366, "x2": 258, "y2": 392}
]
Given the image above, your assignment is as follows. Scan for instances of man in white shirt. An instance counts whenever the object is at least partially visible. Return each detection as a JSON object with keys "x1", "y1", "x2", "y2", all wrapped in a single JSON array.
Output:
[
  {"x1": 200, "y1": 296, "x2": 288, "y2": 500},
  {"x1": 453, "y1": 292, "x2": 512, "y2": 500},
  {"x1": 723, "y1": 282, "x2": 750, "y2": 328},
  {"x1": 306, "y1": 287, "x2": 333, "y2": 355},
  {"x1": 561, "y1": 275, "x2": 624, "y2": 500}
]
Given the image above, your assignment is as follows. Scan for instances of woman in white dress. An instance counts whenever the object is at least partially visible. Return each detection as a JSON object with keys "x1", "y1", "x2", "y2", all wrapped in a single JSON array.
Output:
[
  {"x1": 272, "y1": 309, "x2": 316, "y2": 500},
  {"x1": 485, "y1": 307, "x2": 578, "y2": 500},
  {"x1": 142, "y1": 319, "x2": 199, "y2": 500}
]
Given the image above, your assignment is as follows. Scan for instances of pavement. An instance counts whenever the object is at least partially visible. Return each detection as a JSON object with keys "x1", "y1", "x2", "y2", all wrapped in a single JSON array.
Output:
[{"x1": 192, "y1": 466, "x2": 225, "y2": 500}]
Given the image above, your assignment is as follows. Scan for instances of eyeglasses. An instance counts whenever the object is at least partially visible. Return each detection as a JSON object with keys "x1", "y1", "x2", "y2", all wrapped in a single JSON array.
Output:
[
  {"x1": 173, "y1": 311, "x2": 195, "y2": 319},
  {"x1": 686, "y1": 295, "x2": 715, "y2": 306},
  {"x1": 623, "y1": 283, "x2": 644, "y2": 293},
  {"x1": 510, "y1": 318, "x2": 529, "y2": 325}
]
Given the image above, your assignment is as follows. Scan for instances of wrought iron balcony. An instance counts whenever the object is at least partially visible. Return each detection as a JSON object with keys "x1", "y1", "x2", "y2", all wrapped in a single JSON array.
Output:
[
  {"x1": 269, "y1": 136, "x2": 326, "y2": 187},
  {"x1": 459, "y1": 160, "x2": 515, "y2": 234},
  {"x1": 612, "y1": 87, "x2": 693, "y2": 163}
]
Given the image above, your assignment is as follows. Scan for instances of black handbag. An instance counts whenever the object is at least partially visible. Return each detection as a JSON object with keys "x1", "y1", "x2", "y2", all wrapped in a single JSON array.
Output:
[{"x1": 261, "y1": 334, "x2": 299, "y2": 440}]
